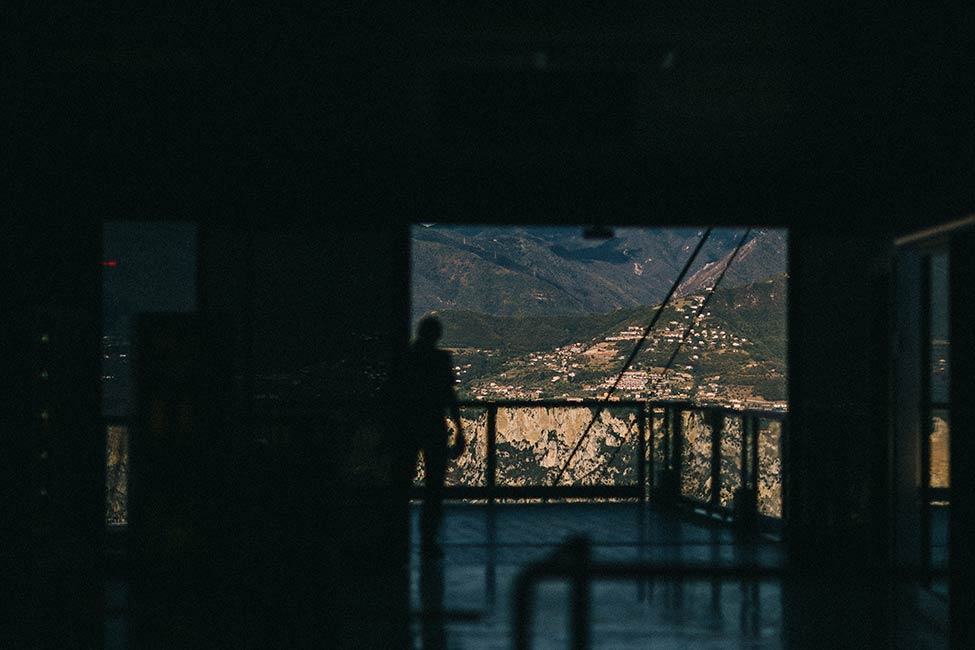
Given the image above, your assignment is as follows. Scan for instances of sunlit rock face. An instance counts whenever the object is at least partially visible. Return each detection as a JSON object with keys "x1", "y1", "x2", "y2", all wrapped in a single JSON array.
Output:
[
  {"x1": 415, "y1": 406, "x2": 783, "y2": 519},
  {"x1": 495, "y1": 407, "x2": 634, "y2": 486},
  {"x1": 415, "y1": 407, "x2": 639, "y2": 488},
  {"x1": 930, "y1": 415, "x2": 950, "y2": 489}
]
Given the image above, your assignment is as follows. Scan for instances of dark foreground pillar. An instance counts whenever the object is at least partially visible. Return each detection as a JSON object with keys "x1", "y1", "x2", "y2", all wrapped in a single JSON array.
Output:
[
  {"x1": 784, "y1": 228, "x2": 894, "y2": 649},
  {"x1": 0, "y1": 223, "x2": 103, "y2": 650}
]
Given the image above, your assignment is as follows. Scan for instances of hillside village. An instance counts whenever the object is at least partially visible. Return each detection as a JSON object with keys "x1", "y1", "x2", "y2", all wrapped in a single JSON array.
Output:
[{"x1": 449, "y1": 292, "x2": 787, "y2": 412}]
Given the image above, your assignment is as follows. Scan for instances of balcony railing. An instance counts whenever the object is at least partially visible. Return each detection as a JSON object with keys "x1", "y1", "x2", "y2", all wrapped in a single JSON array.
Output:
[
  {"x1": 406, "y1": 399, "x2": 785, "y2": 527},
  {"x1": 107, "y1": 399, "x2": 786, "y2": 529}
]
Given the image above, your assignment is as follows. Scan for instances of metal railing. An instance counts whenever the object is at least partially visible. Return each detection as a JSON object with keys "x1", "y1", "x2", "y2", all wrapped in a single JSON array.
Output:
[
  {"x1": 652, "y1": 403, "x2": 786, "y2": 527},
  {"x1": 419, "y1": 399, "x2": 650, "y2": 503},
  {"x1": 403, "y1": 399, "x2": 786, "y2": 528},
  {"x1": 250, "y1": 398, "x2": 786, "y2": 525},
  {"x1": 108, "y1": 399, "x2": 786, "y2": 528}
]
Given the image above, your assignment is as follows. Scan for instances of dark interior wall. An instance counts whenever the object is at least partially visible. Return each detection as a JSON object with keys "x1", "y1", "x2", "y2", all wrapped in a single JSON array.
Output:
[
  {"x1": 0, "y1": 222, "x2": 104, "y2": 648},
  {"x1": 197, "y1": 221, "x2": 412, "y2": 649},
  {"x1": 13, "y1": 5, "x2": 969, "y2": 232},
  {"x1": 785, "y1": 227, "x2": 893, "y2": 567},
  {"x1": 892, "y1": 248, "x2": 924, "y2": 568},
  {"x1": 247, "y1": 224, "x2": 409, "y2": 379},
  {"x1": 787, "y1": 5, "x2": 975, "y2": 237},
  {"x1": 950, "y1": 230, "x2": 975, "y2": 647},
  {"x1": 406, "y1": 3, "x2": 796, "y2": 229},
  {"x1": 783, "y1": 226, "x2": 899, "y2": 649}
]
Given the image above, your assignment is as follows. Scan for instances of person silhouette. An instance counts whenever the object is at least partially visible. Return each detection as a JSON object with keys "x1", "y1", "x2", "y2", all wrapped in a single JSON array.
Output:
[{"x1": 402, "y1": 315, "x2": 466, "y2": 558}]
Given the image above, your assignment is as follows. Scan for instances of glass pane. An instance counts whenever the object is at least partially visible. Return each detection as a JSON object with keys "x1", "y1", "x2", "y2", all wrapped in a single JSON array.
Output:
[
  {"x1": 930, "y1": 409, "x2": 950, "y2": 489},
  {"x1": 757, "y1": 419, "x2": 783, "y2": 518},
  {"x1": 929, "y1": 252, "x2": 950, "y2": 404},
  {"x1": 679, "y1": 410, "x2": 713, "y2": 503}
]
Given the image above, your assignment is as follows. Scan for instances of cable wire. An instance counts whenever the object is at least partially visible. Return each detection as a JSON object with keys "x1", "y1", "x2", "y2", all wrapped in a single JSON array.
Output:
[
  {"x1": 574, "y1": 227, "x2": 754, "y2": 483},
  {"x1": 551, "y1": 227, "x2": 714, "y2": 486}
]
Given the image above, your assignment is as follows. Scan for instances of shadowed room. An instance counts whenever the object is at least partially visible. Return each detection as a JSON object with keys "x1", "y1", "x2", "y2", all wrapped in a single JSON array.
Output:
[{"x1": 6, "y1": 4, "x2": 975, "y2": 649}]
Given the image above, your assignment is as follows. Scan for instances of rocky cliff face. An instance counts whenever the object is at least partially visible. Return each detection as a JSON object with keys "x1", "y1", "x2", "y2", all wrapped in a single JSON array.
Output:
[
  {"x1": 415, "y1": 406, "x2": 640, "y2": 488},
  {"x1": 415, "y1": 405, "x2": 783, "y2": 518}
]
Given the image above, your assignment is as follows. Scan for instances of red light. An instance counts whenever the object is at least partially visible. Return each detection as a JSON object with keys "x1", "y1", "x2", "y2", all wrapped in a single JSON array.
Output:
[{"x1": 101, "y1": 260, "x2": 118, "y2": 267}]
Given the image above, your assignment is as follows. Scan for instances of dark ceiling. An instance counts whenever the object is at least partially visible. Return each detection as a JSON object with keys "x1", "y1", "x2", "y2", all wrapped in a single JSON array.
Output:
[{"x1": 10, "y1": 4, "x2": 973, "y2": 235}]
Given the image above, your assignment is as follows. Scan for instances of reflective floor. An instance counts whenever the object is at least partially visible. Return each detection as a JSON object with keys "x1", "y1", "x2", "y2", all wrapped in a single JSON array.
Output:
[
  {"x1": 94, "y1": 501, "x2": 947, "y2": 650},
  {"x1": 409, "y1": 502, "x2": 786, "y2": 650},
  {"x1": 408, "y1": 502, "x2": 949, "y2": 650}
]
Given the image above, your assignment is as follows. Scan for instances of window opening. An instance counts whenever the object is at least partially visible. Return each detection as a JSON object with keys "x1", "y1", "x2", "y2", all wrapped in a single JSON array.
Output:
[
  {"x1": 409, "y1": 225, "x2": 788, "y2": 515},
  {"x1": 102, "y1": 221, "x2": 197, "y2": 526}
]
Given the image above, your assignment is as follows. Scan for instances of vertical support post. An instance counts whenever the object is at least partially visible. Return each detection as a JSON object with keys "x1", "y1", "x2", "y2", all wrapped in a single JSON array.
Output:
[
  {"x1": 657, "y1": 405, "x2": 681, "y2": 506},
  {"x1": 710, "y1": 410, "x2": 724, "y2": 513},
  {"x1": 672, "y1": 406, "x2": 684, "y2": 502},
  {"x1": 638, "y1": 404, "x2": 649, "y2": 601},
  {"x1": 662, "y1": 406, "x2": 671, "y2": 472},
  {"x1": 487, "y1": 405, "x2": 497, "y2": 506},
  {"x1": 735, "y1": 415, "x2": 759, "y2": 531},
  {"x1": 637, "y1": 403, "x2": 647, "y2": 506},
  {"x1": 647, "y1": 406, "x2": 655, "y2": 492},
  {"x1": 751, "y1": 417, "x2": 760, "y2": 493},
  {"x1": 486, "y1": 404, "x2": 498, "y2": 606},
  {"x1": 741, "y1": 415, "x2": 750, "y2": 489}
]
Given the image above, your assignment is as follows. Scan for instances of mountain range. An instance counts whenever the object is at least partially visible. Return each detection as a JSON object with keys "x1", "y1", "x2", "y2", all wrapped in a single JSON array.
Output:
[{"x1": 411, "y1": 225, "x2": 787, "y2": 324}]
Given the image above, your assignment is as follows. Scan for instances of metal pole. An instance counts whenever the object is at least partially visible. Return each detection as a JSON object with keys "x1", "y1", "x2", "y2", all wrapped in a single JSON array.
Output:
[
  {"x1": 741, "y1": 415, "x2": 750, "y2": 490},
  {"x1": 487, "y1": 405, "x2": 497, "y2": 506},
  {"x1": 647, "y1": 406, "x2": 655, "y2": 492},
  {"x1": 710, "y1": 410, "x2": 723, "y2": 512},
  {"x1": 486, "y1": 405, "x2": 498, "y2": 606},
  {"x1": 751, "y1": 418, "x2": 760, "y2": 493},
  {"x1": 662, "y1": 407, "x2": 671, "y2": 471},
  {"x1": 637, "y1": 404, "x2": 647, "y2": 506},
  {"x1": 673, "y1": 407, "x2": 684, "y2": 502}
]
